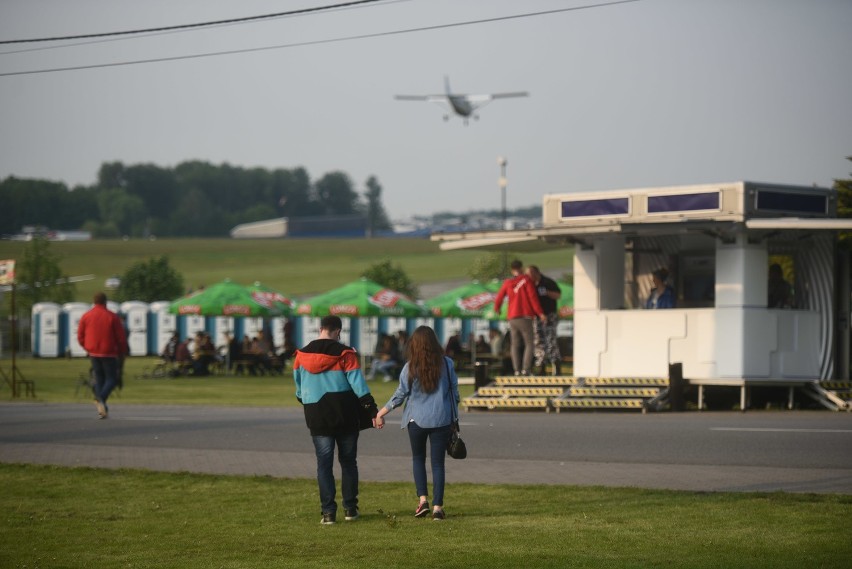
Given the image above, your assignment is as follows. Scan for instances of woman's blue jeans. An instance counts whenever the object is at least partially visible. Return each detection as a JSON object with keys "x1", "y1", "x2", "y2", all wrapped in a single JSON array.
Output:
[
  {"x1": 407, "y1": 422, "x2": 452, "y2": 506},
  {"x1": 311, "y1": 431, "x2": 359, "y2": 514}
]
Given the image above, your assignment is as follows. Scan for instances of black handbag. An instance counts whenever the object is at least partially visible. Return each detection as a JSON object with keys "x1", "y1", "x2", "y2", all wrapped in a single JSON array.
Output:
[{"x1": 444, "y1": 360, "x2": 467, "y2": 459}]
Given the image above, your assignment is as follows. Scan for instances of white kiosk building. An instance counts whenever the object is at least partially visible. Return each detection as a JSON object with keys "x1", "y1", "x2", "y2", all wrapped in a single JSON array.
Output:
[{"x1": 434, "y1": 181, "x2": 852, "y2": 411}]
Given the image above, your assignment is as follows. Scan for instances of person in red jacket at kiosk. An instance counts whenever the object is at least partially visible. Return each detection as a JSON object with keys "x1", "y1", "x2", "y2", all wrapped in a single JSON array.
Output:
[
  {"x1": 493, "y1": 260, "x2": 545, "y2": 376},
  {"x1": 77, "y1": 292, "x2": 128, "y2": 419}
]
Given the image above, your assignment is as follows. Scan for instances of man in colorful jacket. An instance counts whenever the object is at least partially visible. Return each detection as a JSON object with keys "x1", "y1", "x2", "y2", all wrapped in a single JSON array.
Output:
[
  {"x1": 493, "y1": 259, "x2": 545, "y2": 376},
  {"x1": 77, "y1": 292, "x2": 128, "y2": 419},
  {"x1": 293, "y1": 315, "x2": 378, "y2": 525}
]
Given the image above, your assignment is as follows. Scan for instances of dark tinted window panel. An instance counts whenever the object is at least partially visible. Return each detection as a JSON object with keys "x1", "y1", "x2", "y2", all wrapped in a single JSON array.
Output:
[
  {"x1": 561, "y1": 198, "x2": 629, "y2": 218},
  {"x1": 648, "y1": 192, "x2": 719, "y2": 213},
  {"x1": 756, "y1": 190, "x2": 827, "y2": 215}
]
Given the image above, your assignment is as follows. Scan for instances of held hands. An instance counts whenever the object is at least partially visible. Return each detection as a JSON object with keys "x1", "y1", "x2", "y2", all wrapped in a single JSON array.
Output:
[{"x1": 372, "y1": 415, "x2": 385, "y2": 429}]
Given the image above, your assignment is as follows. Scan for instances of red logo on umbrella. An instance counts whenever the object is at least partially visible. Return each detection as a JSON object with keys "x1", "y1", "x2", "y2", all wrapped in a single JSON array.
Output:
[
  {"x1": 223, "y1": 305, "x2": 251, "y2": 316},
  {"x1": 251, "y1": 291, "x2": 289, "y2": 309},
  {"x1": 369, "y1": 289, "x2": 404, "y2": 309},
  {"x1": 457, "y1": 292, "x2": 495, "y2": 311},
  {"x1": 179, "y1": 305, "x2": 202, "y2": 315},
  {"x1": 330, "y1": 304, "x2": 359, "y2": 316}
]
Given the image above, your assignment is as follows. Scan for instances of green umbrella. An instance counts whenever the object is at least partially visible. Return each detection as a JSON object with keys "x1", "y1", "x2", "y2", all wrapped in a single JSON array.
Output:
[
  {"x1": 555, "y1": 281, "x2": 574, "y2": 318},
  {"x1": 424, "y1": 281, "x2": 496, "y2": 318},
  {"x1": 245, "y1": 281, "x2": 295, "y2": 316},
  {"x1": 169, "y1": 280, "x2": 293, "y2": 317},
  {"x1": 295, "y1": 278, "x2": 428, "y2": 318},
  {"x1": 483, "y1": 278, "x2": 573, "y2": 320}
]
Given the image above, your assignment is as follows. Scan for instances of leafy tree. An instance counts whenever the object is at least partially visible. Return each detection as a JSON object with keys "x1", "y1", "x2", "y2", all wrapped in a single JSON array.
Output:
[
  {"x1": 313, "y1": 172, "x2": 360, "y2": 216},
  {"x1": 116, "y1": 256, "x2": 184, "y2": 303},
  {"x1": 362, "y1": 260, "x2": 418, "y2": 299},
  {"x1": 10, "y1": 236, "x2": 75, "y2": 314},
  {"x1": 96, "y1": 188, "x2": 147, "y2": 237},
  {"x1": 468, "y1": 253, "x2": 508, "y2": 282},
  {"x1": 364, "y1": 176, "x2": 392, "y2": 236}
]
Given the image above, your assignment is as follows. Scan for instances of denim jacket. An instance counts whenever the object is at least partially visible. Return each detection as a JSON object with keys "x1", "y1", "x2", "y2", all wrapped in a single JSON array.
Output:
[{"x1": 383, "y1": 356, "x2": 460, "y2": 429}]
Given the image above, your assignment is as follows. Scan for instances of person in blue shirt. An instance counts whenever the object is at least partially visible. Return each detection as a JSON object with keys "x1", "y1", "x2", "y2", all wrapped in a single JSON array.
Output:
[
  {"x1": 374, "y1": 326, "x2": 460, "y2": 521},
  {"x1": 645, "y1": 268, "x2": 676, "y2": 309}
]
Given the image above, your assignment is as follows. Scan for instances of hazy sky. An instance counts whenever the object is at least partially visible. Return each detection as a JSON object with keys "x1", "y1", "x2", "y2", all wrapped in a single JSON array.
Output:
[{"x1": 1, "y1": 0, "x2": 850, "y2": 220}]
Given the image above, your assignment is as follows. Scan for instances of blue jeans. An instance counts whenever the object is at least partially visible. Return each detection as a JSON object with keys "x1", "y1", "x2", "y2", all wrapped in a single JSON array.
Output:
[
  {"x1": 90, "y1": 357, "x2": 119, "y2": 406},
  {"x1": 312, "y1": 431, "x2": 359, "y2": 514},
  {"x1": 407, "y1": 422, "x2": 452, "y2": 506}
]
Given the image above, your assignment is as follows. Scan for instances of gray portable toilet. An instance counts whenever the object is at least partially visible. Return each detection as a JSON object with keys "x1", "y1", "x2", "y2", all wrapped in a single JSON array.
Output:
[
  {"x1": 62, "y1": 302, "x2": 91, "y2": 357},
  {"x1": 32, "y1": 302, "x2": 62, "y2": 357},
  {"x1": 121, "y1": 301, "x2": 149, "y2": 356},
  {"x1": 149, "y1": 301, "x2": 178, "y2": 356}
]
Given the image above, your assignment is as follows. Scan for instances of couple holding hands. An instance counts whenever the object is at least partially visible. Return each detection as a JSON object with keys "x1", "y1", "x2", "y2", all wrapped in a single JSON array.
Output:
[{"x1": 293, "y1": 316, "x2": 461, "y2": 524}]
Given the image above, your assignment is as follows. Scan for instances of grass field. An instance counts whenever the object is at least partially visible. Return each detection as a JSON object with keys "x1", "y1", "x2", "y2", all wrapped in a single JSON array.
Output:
[
  {"x1": 2, "y1": 463, "x2": 850, "y2": 569},
  {"x1": 0, "y1": 238, "x2": 574, "y2": 302},
  {"x1": 0, "y1": 356, "x2": 478, "y2": 406}
]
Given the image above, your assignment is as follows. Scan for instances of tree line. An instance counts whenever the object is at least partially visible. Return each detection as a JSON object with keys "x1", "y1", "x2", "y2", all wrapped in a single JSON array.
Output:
[{"x1": 0, "y1": 161, "x2": 393, "y2": 238}]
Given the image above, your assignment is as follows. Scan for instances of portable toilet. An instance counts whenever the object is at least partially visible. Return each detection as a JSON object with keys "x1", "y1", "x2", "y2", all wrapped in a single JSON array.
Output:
[
  {"x1": 149, "y1": 301, "x2": 177, "y2": 356},
  {"x1": 239, "y1": 317, "x2": 264, "y2": 341},
  {"x1": 120, "y1": 301, "x2": 149, "y2": 356},
  {"x1": 32, "y1": 302, "x2": 62, "y2": 357},
  {"x1": 207, "y1": 316, "x2": 235, "y2": 349},
  {"x1": 61, "y1": 302, "x2": 91, "y2": 357},
  {"x1": 179, "y1": 314, "x2": 206, "y2": 342}
]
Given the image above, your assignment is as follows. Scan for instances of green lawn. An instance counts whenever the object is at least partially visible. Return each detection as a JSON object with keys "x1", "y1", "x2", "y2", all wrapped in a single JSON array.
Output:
[
  {"x1": 0, "y1": 356, "x2": 477, "y2": 406},
  {"x1": 0, "y1": 238, "x2": 574, "y2": 301},
  {"x1": 1, "y1": 464, "x2": 849, "y2": 569}
]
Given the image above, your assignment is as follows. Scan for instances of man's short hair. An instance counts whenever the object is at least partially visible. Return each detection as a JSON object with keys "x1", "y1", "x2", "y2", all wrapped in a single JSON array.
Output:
[
  {"x1": 510, "y1": 260, "x2": 523, "y2": 271},
  {"x1": 320, "y1": 315, "x2": 343, "y2": 332},
  {"x1": 93, "y1": 292, "x2": 107, "y2": 305}
]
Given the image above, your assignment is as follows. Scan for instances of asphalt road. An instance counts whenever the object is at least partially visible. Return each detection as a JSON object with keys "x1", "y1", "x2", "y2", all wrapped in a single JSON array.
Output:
[{"x1": 2, "y1": 402, "x2": 851, "y2": 494}]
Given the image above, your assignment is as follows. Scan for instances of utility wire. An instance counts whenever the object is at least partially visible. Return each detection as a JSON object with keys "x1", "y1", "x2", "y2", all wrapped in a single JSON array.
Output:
[
  {"x1": 0, "y1": 0, "x2": 641, "y2": 77},
  {"x1": 0, "y1": 0, "x2": 385, "y2": 45},
  {"x1": 0, "y1": 0, "x2": 412, "y2": 57}
]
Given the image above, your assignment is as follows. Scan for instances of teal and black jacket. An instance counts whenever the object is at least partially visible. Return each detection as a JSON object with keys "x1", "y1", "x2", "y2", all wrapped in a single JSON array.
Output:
[{"x1": 293, "y1": 339, "x2": 377, "y2": 436}]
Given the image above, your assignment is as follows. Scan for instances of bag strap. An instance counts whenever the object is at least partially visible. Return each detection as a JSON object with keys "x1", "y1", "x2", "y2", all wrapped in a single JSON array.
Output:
[{"x1": 445, "y1": 358, "x2": 459, "y2": 428}]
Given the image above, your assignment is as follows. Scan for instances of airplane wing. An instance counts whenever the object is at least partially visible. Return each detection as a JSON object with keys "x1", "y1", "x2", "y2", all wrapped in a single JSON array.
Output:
[
  {"x1": 465, "y1": 92, "x2": 529, "y2": 103},
  {"x1": 394, "y1": 95, "x2": 445, "y2": 102}
]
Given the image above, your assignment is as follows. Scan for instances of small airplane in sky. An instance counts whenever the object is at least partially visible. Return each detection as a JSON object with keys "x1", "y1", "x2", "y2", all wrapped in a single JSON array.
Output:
[{"x1": 395, "y1": 77, "x2": 528, "y2": 125}]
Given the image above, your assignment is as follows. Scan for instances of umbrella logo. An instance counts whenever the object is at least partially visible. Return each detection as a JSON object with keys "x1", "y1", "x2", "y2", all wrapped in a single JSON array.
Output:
[
  {"x1": 296, "y1": 304, "x2": 312, "y2": 315},
  {"x1": 178, "y1": 305, "x2": 202, "y2": 315},
  {"x1": 369, "y1": 289, "x2": 404, "y2": 309},
  {"x1": 457, "y1": 292, "x2": 495, "y2": 312},
  {"x1": 223, "y1": 305, "x2": 252, "y2": 316},
  {"x1": 330, "y1": 304, "x2": 359, "y2": 316},
  {"x1": 251, "y1": 291, "x2": 289, "y2": 309}
]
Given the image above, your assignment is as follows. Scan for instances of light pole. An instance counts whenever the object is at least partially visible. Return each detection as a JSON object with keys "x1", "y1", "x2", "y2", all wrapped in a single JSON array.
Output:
[{"x1": 497, "y1": 156, "x2": 508, "y2": 276}]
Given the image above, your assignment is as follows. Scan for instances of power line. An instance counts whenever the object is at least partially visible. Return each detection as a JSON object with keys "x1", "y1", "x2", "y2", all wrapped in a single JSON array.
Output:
[
  {"x1": 0, "y1": 0, "x2": 641, "y2": 78},
  {"x1": 0, "y1": 0, "x2": 385, "y2": 45}
]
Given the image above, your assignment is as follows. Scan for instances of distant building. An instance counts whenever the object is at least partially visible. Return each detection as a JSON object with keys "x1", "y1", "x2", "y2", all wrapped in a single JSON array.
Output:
[{"x1": 230, "y1": 215, "x2": 367, "y2": 239}]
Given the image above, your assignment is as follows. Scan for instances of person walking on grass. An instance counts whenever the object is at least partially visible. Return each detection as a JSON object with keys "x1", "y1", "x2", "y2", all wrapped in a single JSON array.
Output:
[
  {"x1": 293, "y1": 315, "x2": 378, "y2": 525},
  {"x1": 77, "y1": 292, "x2": 128, "y2": 420},
  {"x1": 374, "y1": 326, "x2": 460, "y2": 521}
]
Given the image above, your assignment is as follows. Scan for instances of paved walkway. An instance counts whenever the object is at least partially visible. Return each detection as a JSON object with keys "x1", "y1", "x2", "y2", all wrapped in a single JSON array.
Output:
[{"x1": 2, "y1": 403, "x2": 851, "y2": 494}]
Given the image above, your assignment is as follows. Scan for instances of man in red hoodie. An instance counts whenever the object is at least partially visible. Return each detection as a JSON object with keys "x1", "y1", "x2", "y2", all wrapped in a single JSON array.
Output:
[
  {"x1": 78, "y1": 292, "x2": 128, "y2": 419},
  {"x1": 493, "y1": 260, "x2": 545, "y2": 376}
]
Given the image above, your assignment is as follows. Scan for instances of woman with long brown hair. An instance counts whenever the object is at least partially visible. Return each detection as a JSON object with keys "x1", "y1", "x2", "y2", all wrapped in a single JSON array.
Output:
[{"x1": 374, "y1": 326, "x2": 460, "y2": 520}]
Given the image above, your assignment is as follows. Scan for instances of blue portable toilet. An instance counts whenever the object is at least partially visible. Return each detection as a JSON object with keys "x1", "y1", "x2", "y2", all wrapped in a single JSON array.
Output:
[
  {"x1": 32, "y1": 302, "x2": 62, "y2": 357},
  {"x1": 61, "y1": 302, "x2": 91, "y2": 357},
  {"x1": 148, "y1": 301, "x2": 177, "y2": 356},
  {"x1": 120, "y1": 301, "x2": 149, "y2": 356}
]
